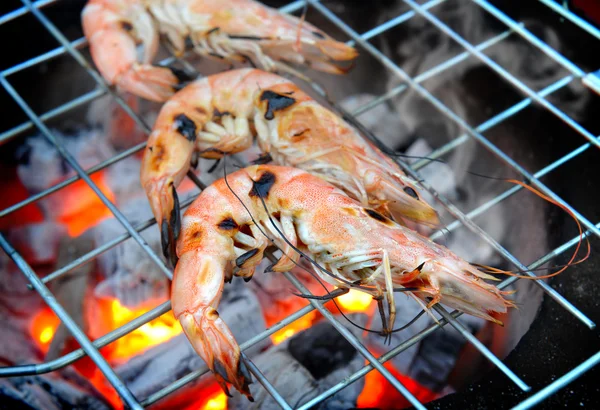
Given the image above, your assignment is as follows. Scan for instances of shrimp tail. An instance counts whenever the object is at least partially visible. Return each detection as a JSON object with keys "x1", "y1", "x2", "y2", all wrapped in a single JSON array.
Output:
[
  {"x1": 300, "y1": 39, "x2": 358, "y2": 75},
  {"x1": 314, "y1": 38, "x2": 359, "y2": 62},
  {"x1": 116, "y1": 63, "x2": 180, "y2": 102},
  {"x1": 82, "y1": 1, "x2": 179, "y2": 102},
  {"x1": 173, "y1": 252, "x2": 254, "y2": 400}
]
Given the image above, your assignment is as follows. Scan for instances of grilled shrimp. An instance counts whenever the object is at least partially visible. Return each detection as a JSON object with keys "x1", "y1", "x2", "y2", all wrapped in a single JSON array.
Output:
[
  {"x1": 172, "y1": 165, "x2": 514, "y2": 399},
  {"x1": 82, "y1": 0, "x2": 357, "y2": 102},
  {"x1": 141, "y1": 68, "x2": 439, "y2": 266}
]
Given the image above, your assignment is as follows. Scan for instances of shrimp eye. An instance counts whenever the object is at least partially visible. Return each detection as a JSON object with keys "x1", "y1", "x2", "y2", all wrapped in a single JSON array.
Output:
[
  {"x1": 120, "y1": 21, "x2": 133, "y2": 31},
  {"x1": 403, "y1": 186, "x2": 419, "y2": 200},
  {"x1": 364, "y1": 208, "x2": 392, "y2": 225}
]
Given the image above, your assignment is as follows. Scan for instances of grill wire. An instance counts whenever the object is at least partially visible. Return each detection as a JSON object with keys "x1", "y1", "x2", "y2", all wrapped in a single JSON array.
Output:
[{"x1": 0, "y1": 0, "x2": 599, "y2": 409}]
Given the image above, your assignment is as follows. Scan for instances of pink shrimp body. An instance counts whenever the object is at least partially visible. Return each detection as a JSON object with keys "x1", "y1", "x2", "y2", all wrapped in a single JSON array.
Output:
[
  {"x1": 82, "y1": 0, "x2": 357, "y2": 101},
  {"x1": 140, "y1": 68, "x2": 439, "y2": 266},
  {"x1": 82, "y1": 0, "x2": 179, "y2": 102},
  {"x1": 172, "y1": 165, "x2": 514, "y2": 399}
]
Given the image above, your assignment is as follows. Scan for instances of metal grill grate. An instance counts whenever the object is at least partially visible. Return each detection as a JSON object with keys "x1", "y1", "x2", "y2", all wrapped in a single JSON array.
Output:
[{"x1": 0, "y1": 0, "x2": 599, "y2": 409}]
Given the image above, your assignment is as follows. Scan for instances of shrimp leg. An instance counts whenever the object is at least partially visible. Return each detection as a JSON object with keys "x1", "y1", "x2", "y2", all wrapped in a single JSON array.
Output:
[
  {"x1": 292, "y1": 287, "x2": 349, "y2": 301},
  {"x1": 382, "y1": 249, "x2": 397, "y2": 339}
]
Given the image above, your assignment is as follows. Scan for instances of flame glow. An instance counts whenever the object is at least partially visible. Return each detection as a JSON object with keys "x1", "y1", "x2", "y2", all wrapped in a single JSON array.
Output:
[
  {"x1": 30, "y1": 298, "x2": 182, "y2": 360},
  {"x1": 106, "y1": 299, "x2": 182, "y2": 360},
  {"x1": 357, "y1": 360, "x2": 439, "y2": 408},
  {"x1": 271, "y1": 311, "x2": 317, "y2": 344},
  {"x1": 39, "y1": 327, "x2": 54, "y2": 344},
  {"x1": 30, "y1": 307, "x2": 60, "y2": 352},
  {"x1": 56, "y1": 171, "x2": 115, "y2": 237},
  {"x1": 337, "y1": 289, "x2": 373, "y2": 312},
  {"x1": 270, "y1": 289, "x2": 375, "y2": 345},
  {"x1": 183, "y1": 382, "x2": 228, "y2": 410},
  {"x1": 204, "y1": 392, "x2": 228, "y2": 410}
]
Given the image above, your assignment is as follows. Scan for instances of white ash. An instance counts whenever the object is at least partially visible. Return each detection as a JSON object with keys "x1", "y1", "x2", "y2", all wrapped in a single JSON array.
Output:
[
  {"x1": 365, "y1": 293, "x2": 435, "y2": 377},
  {"x1": 0, "y1": 301, "x2": 44, "y2": 366},
  {"x1": 407, "y1": 314, "x2": 484, "y2": 392},
  {"x1": 86, "y1": 94, "x2": 159, "y2": 150},
  {"x1": 405, "y1": 139, "x2": 505, "y2": 266},
  {"x1": 380, "y1": 0, "x2": 588, "y2": 113},
  {"x1": 340, "y1": 93, "x2": 411, "y2": 149},
  {"x1": 115, "y1": 278, "x2": 269, "y2": 401},
  {"x1": 104, "y1": 156, "x2": 149, "y2": 209},
  {"x1": 46, "y1": 235, "x2": 94, "y2": 361},
  {"x1": 92, "y1": 210, "x2": 169, "y2": 309},
  {"x1": 228, "y1": 315, "x2": 367, "y2": 410},
  {"x1": 0, "y1": 252, "x2": 49, "y2": 322},
  {"x1": 6, "y1": 221, "x2": 68, "y2": 265},
  {"x1": 16, "y1": 129, "x2": 114, "y2": 194},
  {"x1": 0, "y1": 371, "x2": 111, "y2": 410},
  {"x1": 405, "y1": 139, "x2": 458, "y2": 202}
]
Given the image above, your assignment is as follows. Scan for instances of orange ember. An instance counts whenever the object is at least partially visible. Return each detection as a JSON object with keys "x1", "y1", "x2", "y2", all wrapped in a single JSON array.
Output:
[
  {"x1": 270, "y1": 289, "x2": 375, "y2": 344},
  {"x1": 89, "y1": 369, "x2": 125, "y2": 410},
  {"x1": 30, "y1": 298, "x2": 182, "y2": 360},
  {"x1": 271, "y1": 311, "x2": 318, "y2": 344},
  {"x1": 190, "y1": 383, "x2": 228, "y2": 410},
  {"x1": 28, "y1": 270, "x2": 425, "y2": 409},
  {"x1": 357, "y1": 361, "x2": 439, "y2": 408},
  {"x1": 337, "y1": 289, "x2": 373, "y2": 312},
  {"x1": 55, "y1": 171, "x2": 115, "y2": 237},
  {"x1": 30, "y1": 307, "x2": 61, "y2": 352},
  {"x1": 0, "y1": 165, "x2": 44, "y2": 230},
  {"x1": 100, "y1": 298, "x2": 183, "y2": 360}
]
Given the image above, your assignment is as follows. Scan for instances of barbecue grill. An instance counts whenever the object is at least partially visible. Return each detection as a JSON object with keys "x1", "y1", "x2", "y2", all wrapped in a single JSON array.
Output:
[{"x1": 0, "y1": 0, "x2": 598, "y2": 409}]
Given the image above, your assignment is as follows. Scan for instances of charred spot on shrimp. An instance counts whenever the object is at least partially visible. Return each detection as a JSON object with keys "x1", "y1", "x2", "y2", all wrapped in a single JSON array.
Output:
[
  {"x1": 218, "y1": 217, "x2": 238, "y2": 230},
  {"x1": 236, "y1": 249, "x2": 259, "y2": 268},
  {"x1": 170, "y1": 185, "x2": 181, "y2": 240},
  {"x1": 194, "y1": 107, "x2": 207, "y2": 115},
  {"x1": 213, "y1": 358, "x2": 231, "y2": 385},
  {"x1": 251, "y1": 152, "x2": 273, "y2": 165},
  {"x1": 213, "y1": 107, "x2": 232, "y2": 118},
  {"x1": 403, "y1": 186, "x2": 419, "y2": 200},
  {"x1": 259, "y1": 91, "x2": 296, "y2": 120},
  {"x1": 292, "y1": 129, "x2": 310, "y2": 139},
  {"x1": 174, "y1": 114, "x2": 197, "y2": 142},
  {"x1": 237, "y1": 360, "x2": 253, "y2": 384},
  {"x1": 168, "y1": 67, "x2": 195, "y2": 86},
  {"x1": 249, "y1": 171, "x2": 276, "y2": 198},
  {"x1": 150, "y1": 143, "x2": 166, "y2": 167}
]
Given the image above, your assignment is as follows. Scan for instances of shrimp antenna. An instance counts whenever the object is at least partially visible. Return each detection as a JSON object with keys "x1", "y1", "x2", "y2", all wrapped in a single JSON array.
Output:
[
  {"x1": 294, "y1": 1, "x2": 309, "y2": 53},
  {"x1": 473, "y1": 180, "x2": 590, "y2": 279},
  {"x1": 334, "y1": 108, "x2": 590, "y2": 279}
]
